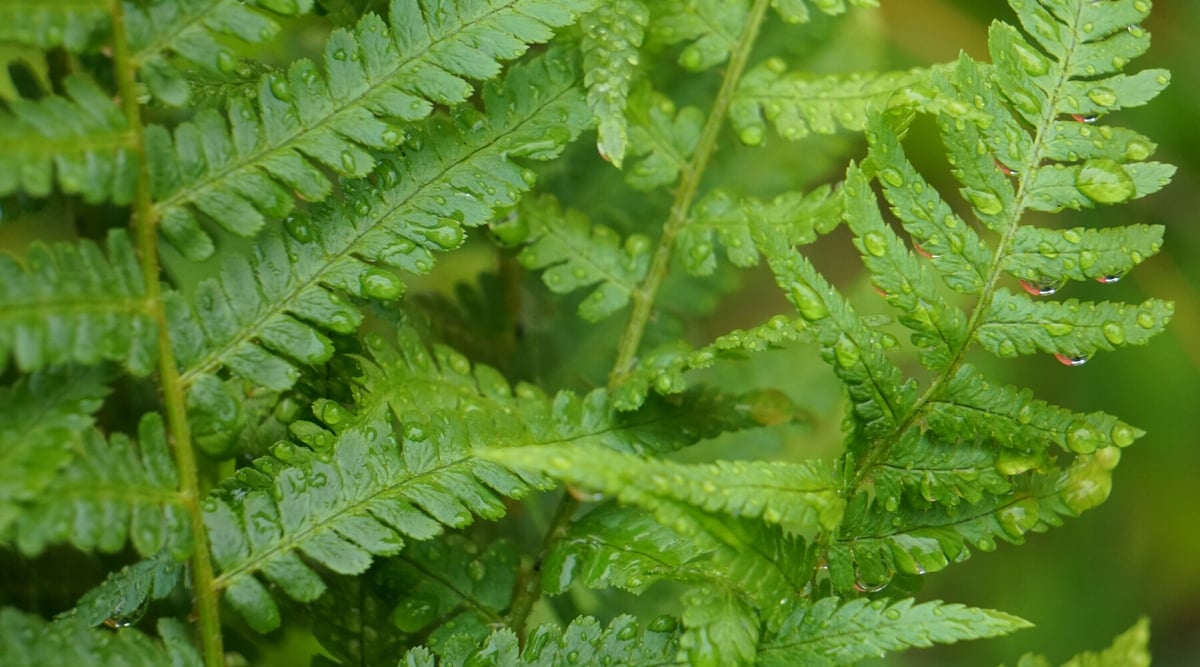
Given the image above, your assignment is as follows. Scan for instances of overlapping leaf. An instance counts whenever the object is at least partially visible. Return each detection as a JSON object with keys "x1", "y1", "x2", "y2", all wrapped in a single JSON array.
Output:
[
  {"x1": 0, "y1": 0, "x2": 109, "y2": 50},
  {"x1": 146, "y1": 0, "x2": 594, "y2": 259},
  {"x1": 622, "y1": 84, "x2": 703, "y2": 191},
  {"x1": 169, "y1": 51, "x2": 589, "y2": 421},
  {"x1": 0, "y1": 610, "x2": 201, "y2": 667},
  {"x1": 0, "y1": 230, "x2": 155, "y2": 375},
  {"x1": 581, "y1": 0, "x2": 648, "y2": 166},
  {"x1": 1015, "y1": 617, "x2": 1150, "y2": 667}
]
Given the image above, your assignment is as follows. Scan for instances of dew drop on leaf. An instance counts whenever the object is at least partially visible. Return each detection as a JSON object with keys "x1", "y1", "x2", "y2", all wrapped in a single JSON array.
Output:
[
  {"x1": 1055, "y1": 353, "x2": 1090, "y2": 367},
  {"x1": 1076, "y1": 158, "x2": 1136, "y2": 204},
  {"x1": 617, "y1": 624, "x2": 638, "y2": 641},
  {"x1": 1102, "y1": 322, "x2": 1126, "y2": 345},
  {"x1": 1095, "y1": 272, "x2": 1124, "y2": 284},
  {"x1": 1020, "y1": 276, "x2": 1065, "y2": 296},
  {"x1": 360, "y1": 268, "x2": 404, "y2": 300},
  {"x1": 1087, "y1": 87, "x2": 1117, "y2": 107},
  {"x1": 1071, "y1": 113, "x2": 1098, "y2": 124},
  {"x1": 1136, "y1": 311, "x2": 1155, "y2": 329},
  {"x1": 862, "y1": 231, "x2": 888, "y2": 257},
  {"x1": 789, "y1": 282, "x2": 828, "y2": 320},
  {"x1": 648, "y1": 615, "x2": 677, "y2": 633},
  {"x1": 964, "y1": 188, "x2": 1004, "y2": 216}
]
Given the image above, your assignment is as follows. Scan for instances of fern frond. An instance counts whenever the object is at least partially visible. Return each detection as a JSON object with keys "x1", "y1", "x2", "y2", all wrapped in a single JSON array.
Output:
[
  {"x1": 127, "y1": 0, "x2": 313, "y2": 106},
  {"x1": 311, "y1": 535, "x2": 518, "y2": 664},
  {"x1": 170, "y1": 50, "x2": 588, "y2": 409},
  {"x1": 680, "y1": 585, "x2": 759, "y2": 666},
  {"x1": 1004, "y1": 224, "x2": 1163, "y2": 285},
  {"x1": 0, "y1": 610, "x2": 201, "y2": 667},
  {"x1": 830, "y1": 449, "x2": 1122, "y2": 590},
  {"x1": 0, "y1": 76, "x2": 137, "y2": 205},
  {"x1": 56, "y1": 551, "x2": 184, "y2": 628},
  {"x1": 8, "y1": 413, "x2": 190, "y2": 558},
  {"x1": 0, "y1": 366, "x2": 108, "y2": 537},
  {"x1": 0, "y1": 0, "x2": 109, "y2": 51},
  {"x1": 679, "y1": 184, "x2": 842, "y2": 275},
  {"x1": 872, "y1": 430, "x2": 1010, "y2": 509},
  {"x1": 581, "y1": 0, "x2": 648, "y2": 167},
  {"x1": 613, "y1": 315, "x2": 812, "y2": 409},
  {"x1": 486, "y1": 443, "x2": 844, "y2": 531},
  {"x1": 147, "y1": 0, "x2": 594, "y2": 259},
  {"x1": 0, "y1": 230, "x2": 156, "y2": 375},
  {"x1": 623, "y1": 84, "x2": 703, "y2": 191},
  {"x1": 513, "y1": 194, "x2": 651, "y2": 321},
  {"x1": 731, "y1": 64, "x2": 935, "y2": 144},
  {"x1": 758, "y1": 597, "x2": 1031, "y2": 666},
  {"x1": 1015, "y1": 617, "x2": 1150, "y2": 667},
  {"x1": 400, "y1": 614, "x2": 680, "y2": 666}
]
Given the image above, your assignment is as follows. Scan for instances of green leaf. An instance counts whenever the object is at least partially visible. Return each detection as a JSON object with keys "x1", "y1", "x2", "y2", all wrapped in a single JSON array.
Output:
[
  {"x1": 489, "y1": 443, "x2": 844, "y2": 531},
  {"x1": 758, "y1": 597, "x2": 1031, "y2": 666},
  {"x1": 515, "y1": 194, "x2": 651, "y2": 321},
  {"x1": 623, "y1": 84, "x2": 703, "y2": 191},
  {"x1": 0, "y1": 230, "x2": 155, "y2": 375},
  {"x1": 147, "y1": 0, "x2": 594, "y2": 259},
  {"x1": 582, "y1": 0, "x2": 649, "y2": 167},
  {"x1": 976, "y1": 290, "x2": 1173, "y2": 360},
  {"x1": 170, "y1": 50, "x2": 589, "y2": 407},
  {"x1": 0, "y1": 0, "x2": 109, "y2": 51},
  {"x1": 873, "y1": 430, "x2": 1011, "y2": 510},
  {"x1": 0, "y1": 367, "x2": 108, "y2": 537},
  {"x1": 680, "y1": 184, "x2": 843, "y2": 275},
  {"x1": 0, "y1": 610, "x2": 202, "y2": 667},
  {"x1": 400, "y1": 614, "x2": 680, "y2": 666},
  {"x1": 731, "y1": 63, "x2": 937, "y2": 143},
  {"x1": 0, "y1": 77, "x2": 137, "y2": 205},
  {"x1": 8, "y1": 414, "x2": 191, "y2": 559},
  {"x1": 56, "y1": 552, "x2": 185, "y2": 628},
  {"x1": 1003, "y1": 224, "x2": 1163, "y2": 285},
  {"x1": 680, "y1": 586, "x2": 760, "y2": 667},
  {"x1": 127, "y1": 0, "x2": 315, "y2": 106}
]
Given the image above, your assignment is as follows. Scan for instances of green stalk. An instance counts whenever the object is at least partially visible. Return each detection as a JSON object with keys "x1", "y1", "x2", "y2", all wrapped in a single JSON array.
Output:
[
  {"x1": 609, "y1": 0, "x2": 773, "y2": 385},
  {"x1": 107, "y1": 2, "x2": 225, "y2": 664}
]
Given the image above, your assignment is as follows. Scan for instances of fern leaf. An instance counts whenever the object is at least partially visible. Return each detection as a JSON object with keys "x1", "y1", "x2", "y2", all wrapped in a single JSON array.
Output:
[
  {"x1": 127, "y1": 0, "x2": 314, "y2": 106},
  {"x1": 680, "y1": 184, "x2": 843, "y2": 275},
  {"x1": 648, "y1": 0, "x2": 748, "y2": 71},
  {"x1": 56, "y1": 551, "x2": 184, "y2": 628},
  {"x1": 873, "y1": 430, "x2": 1011, "y2": 509},
  {"x1": 731, "y1": 63, "x2": 935, "y2": 144},
  {"x1": 514, "y1": 194, "x2": 651, "y2": 321},
  {"x1": 844, "y1": 162, "x2": 968, "y2": 371},
  {"x1": 977, "y1": 290, "x2": 1172, "y2": 360},
  {"x1": 0, "y1": 367, "x2": 108, "y2": 537},
  {"x1": 1004, "y1": 224, "x2": 1163, "y2": 285},
  {"x1": 758, "y1": 597, "x2": 1030, "y2": 666},
  {"x1": 170, "y1": 50, "x2": 588, "y2": 411},
  {"x1": 758, "y1": 225, "x2": 917, "y2": 442},
  {"x1": 927, "y1": 364, "x2": 1142, "y2": 455},
  {"x1": 613, "y1": 315, "x2": 812, "y2": 409},
  {"x1": 624, "y1": 84, "x2": 703, "y2": 191},
  {"x1": 0, "y1": 610, "x2": 201, "y2": 667},
  {"x1": 830, "y1": 448, "x2": 1122, "y2": 590},
  {"x1": 9, "y1": 413, "x2": 191, "y2": 558},
  {"x1": 0, "y1": 230, "x2": 157, "y2": 375},
  {"x1": 582, "y1": 0, "x2": 649, "y2": 166},
  {"x1": 147, "y1": 0, "x2": 594, "y2": 259},
  {"x1": 0, "y1": 76, "x2": 138, "y2": 205},
  {"x1": 1015, "y1": 617, "x2": 1150, "y2": 667},
  {"x1": 487, "y1": 443, "x2": 845, "y2": 531},
  {"x1": 680, "y1": 585, "x2": 760, "y2": 666},
  {"x1": 311, "y1": 535, "x2": 518, "y2": 664},
  {"x1": 400, "y1": 614, "x2": 680, "y2": 666},
  {"x1": 0, "y1": 0, "x2": 109, "y2": 51}
]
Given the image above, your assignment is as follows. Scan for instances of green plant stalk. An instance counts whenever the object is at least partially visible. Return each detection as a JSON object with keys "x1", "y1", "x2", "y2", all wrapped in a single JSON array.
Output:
[
  {"x1": 107, "y1": 1, "x2": 225, "y2": 663},
  {"x1": 609, "y1": 0, "x2": 773, "y2": 385},
  {"x1": 508, "y1": 1, "x2": 773, "y2": 636},
  {"x1": 848, "y1": 18, "x2": 1087, "y2": 492}
]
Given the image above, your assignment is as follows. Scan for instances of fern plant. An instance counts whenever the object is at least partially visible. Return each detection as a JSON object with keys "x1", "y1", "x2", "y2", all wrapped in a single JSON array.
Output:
[{"x1": 0, "y1": 0, "x2": 1174, "y2": 665}]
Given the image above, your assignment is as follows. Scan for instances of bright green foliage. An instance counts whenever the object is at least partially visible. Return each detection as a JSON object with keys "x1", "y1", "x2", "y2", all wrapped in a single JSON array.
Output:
[
  {"x1": 0, "y1": 230, "x2": 155, "y2": 375},
  {"x1": 6, "y1": 413, "x2": 190, "y2": 559},
  {"x1": 581, "y1": 0, "x2": 648, "y2": 167},
  {"x1": 147, "y1": 0, "x2": 595, "y2": 259},
  {"x1": 758, "y1": 597, "x2": 1032, "y2": 666},
  {"x1": 0, "y1": 76, "x2": 137, "y2": 205},
  {"x1": 0, "y1": 610, "x2": 201, "y2": 667},
  {"x1": 1015, "y1": 618, "x2": 1150, "y2": 667},
  {"x1": 1, "y1": 0, "x2": 1178, "y2": 665},
  {"x1": 127, "y1": 0, "x2": 314, "y2": 105},
  {"x1": 680, "y1": 184, "x2": 843, "y2": 275},
  {"x1": 514, "y1": 194, "x2": 652, "y2": 321},
  {"x1": 400, "y1": 614, "x2": 680, "y2": 666}
]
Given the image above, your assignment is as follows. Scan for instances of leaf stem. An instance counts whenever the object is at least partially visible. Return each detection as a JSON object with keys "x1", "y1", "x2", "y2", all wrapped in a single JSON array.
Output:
[
  {"x1": 108, "y1": 2, "x2": 224, "y2": 664},
  {"x1": 508, "y1": 491, "x2": 579, "y2": 643},
  {"x1": 609, "y1": 0, "x2": 773, "y2": 385}
]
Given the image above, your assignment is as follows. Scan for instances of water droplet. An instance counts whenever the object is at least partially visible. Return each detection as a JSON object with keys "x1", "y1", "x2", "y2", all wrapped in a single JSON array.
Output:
[
  {"x1": 834, "y1": 335, "x2": 860, "y2": 369},
  {"x1": 1102, "y1": 322, "x2": 1126, "y2": 345},
  {"x1": 1111, "y1": 423, "x2": 1138, "y2": 447},
  {"x1": 998, "y1": 498, "x2": 1039, "y2": 539},
  {"x1": 1136, "y1": 311, "x2": 1155, "y2": 329},
  {"x1": 964, "y1": 188, "x2": 1004, "y2": 216},
  {"x1": 1011, "y1": 39, "x2": 1049, "y2": 76},
  {"x1": 467, "y1": 559, "x2": 486, "y2": 582},
  {"x1": 1020, "y1": 276, "x2": 1065, "y2": 296},
  {"x1": 994, "y1": 159, "x2": 1017, "y2": 176},
  {"x1": 617, "y1": 624, "x2": 638, "y2": 641},
  {"x1": 332, "y1": 48, "x2": 348, "y2": 61},
  {"x1": 1071, "y1": 114, "x2": 1098, "y2": 124},
  {"x1": 996, "y1": 449, "x2": 1038, "y2": 476},
  {"x1": 321, "y1": 401, "x2": 351, "y2": 426},
  {"x1": 789, "y1": 282, "x2": 828, "y2": 320},
  {"x1": 912, "y1": 241, "x2": 940, "y2": 259},
  {"x1": 884, "y1": 496, "x2": 899, "y2": 512},
  {"x1": 217, "y1": 51, "x2": 238, "y2": 73},
  {"x1": 862, "y1": 231, "x2": 888, "y2": 257},
  {"x1": 1094, "y1": 272, "x2": 1123, "y2": 284},
  {"x1": 648, "y1": 615, "x2": 677, "y2": 633},
  {"x1": 1123, "y1": 139, "x2": 1152, "y2": 161},
  {"x1": 1044, "y1": 322, "x2": 1074, "y2": 336},
  {"x1": 1128, "y1": 23, "x2": 1145, "y2": 37},
  {"x1": 340, "y1": 150, "x2": 358, "y2": 173},
  {"x1": 285, "y1": 217, "x2": 313, "y2": 243},
  {"x1": 423, "y1": 224, "x2": 464, "y2": 250},
  {"x1": 360, "y1": 268, "x2": 404, "y2": 300},
  {"x1": 1076, "y1": 158, "x2": 1136, "y2": 204},
  {"x1": 269, "y1": 75, "x2": 290, "y2": 100},
  {"x1": 1087, "y1": 87, "x2": 1118, "y2": 107},
  {"x1": 853, "y1": 576, "x2": 887, "y2": 593},
  {"x1": 739, "y1": 125, "x2": 764, "y2": 146},
  {"x1": 879, "y1": 168, "x2": 904, "y2": 188},
  {"x1": 1055, "y1": 353, "x2": 1090, "y2": 367}
]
